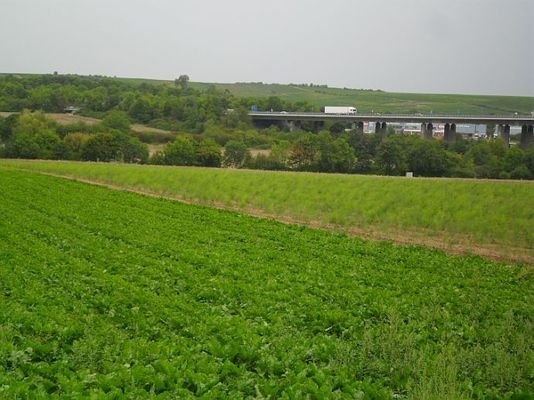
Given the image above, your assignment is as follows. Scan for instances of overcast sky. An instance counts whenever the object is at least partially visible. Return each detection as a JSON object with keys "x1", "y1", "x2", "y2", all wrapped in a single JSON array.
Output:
[{"x1": 1, "y1": 0, "x2": 533, "y2": 96}]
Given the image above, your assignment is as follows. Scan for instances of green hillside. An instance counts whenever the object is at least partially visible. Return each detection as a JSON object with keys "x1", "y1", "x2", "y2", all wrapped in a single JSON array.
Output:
[
  {"x1": 114, "y1": 77, "x2": 534, "y2": 114},
  {"x1": 189, "y1": 82, "x2": 534, "y2": 115},
  {"x1": 2, "y1": 73, "x2": 533, "y2": 115}
]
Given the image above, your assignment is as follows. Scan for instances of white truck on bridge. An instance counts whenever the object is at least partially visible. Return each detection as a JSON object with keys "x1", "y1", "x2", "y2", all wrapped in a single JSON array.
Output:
[{"x1": 324, "y1": 106, "x2": 357, "y2": 115}]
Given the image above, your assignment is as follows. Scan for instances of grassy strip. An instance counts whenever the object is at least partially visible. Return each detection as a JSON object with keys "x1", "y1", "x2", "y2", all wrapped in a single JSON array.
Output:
[
  {"x1": 2, "y1": 160, "x2": 533, "y2": 258},
  {"x1": 0, "y1": 169, "x2": 532, "y2": 398}
]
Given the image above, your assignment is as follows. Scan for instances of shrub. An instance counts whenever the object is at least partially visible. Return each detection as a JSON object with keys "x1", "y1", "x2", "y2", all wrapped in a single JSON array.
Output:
[
  {"x1": 510, "y1": 165, "x2": 532, "y2": 180},
  {"x1": 161, "y1": 137, "x2": 196, "y2": 166},
  {"x1": 196, "y1": 139, "x2": 222, "y2": 167},
  {"x1": 223, "y1": 140, "x2": 250, "y2": 168}
]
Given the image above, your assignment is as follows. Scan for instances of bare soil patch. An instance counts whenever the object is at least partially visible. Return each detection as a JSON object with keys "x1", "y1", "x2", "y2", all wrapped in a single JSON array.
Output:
[
  {"x1": 249, "y1": 149, "x2": 271, "y2": 157},
  {"x1": 47, "y1": 113, "x2": 101, "y2": 125}
]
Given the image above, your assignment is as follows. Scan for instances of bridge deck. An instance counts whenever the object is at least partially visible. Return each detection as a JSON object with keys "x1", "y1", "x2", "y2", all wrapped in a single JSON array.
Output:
[{"x1": 249, "y1": 112, "x2": 534, "y2": 125}]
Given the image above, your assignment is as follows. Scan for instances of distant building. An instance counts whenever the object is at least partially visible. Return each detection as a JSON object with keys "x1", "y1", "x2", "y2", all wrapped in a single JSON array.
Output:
[
  {"x1": 64, "y1": 106, "x2": 80, "y2": 114},
  {"x1": 455, "y1": 124, "x2": 486, "y2": 139}
]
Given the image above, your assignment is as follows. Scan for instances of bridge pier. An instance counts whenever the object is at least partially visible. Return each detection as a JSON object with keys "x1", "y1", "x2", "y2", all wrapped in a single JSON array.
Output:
[
  {"x1": 286, "y1": 120, "x2": 303, "y2": 132},
  {"x1": 421, "y1": 122, "x2": 433, "y2": 139},
  {"x1": 521, "y1": 124, "x2": 534, "y2": 148},
  {"x1": 351, "y1": 122, "x2": 365, "y2": 131},
  {"x1": 444, "y1": 123, "x2": 456, "y2": 142},
  {"x1": 313, "y1": 121, "x2": 324, "y2": 132},
  {"x1": 375, "y1": 122, "x2": 387, "y2": 136},
  {"x1": 248, "y1": 112, "x2": 534, "y2": 140},
  {"x1": 499, "y1": 124, "x2": 510, "y2": 147}
]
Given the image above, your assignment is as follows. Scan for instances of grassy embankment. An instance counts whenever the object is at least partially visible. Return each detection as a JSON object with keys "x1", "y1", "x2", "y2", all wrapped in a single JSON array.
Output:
[
  {"x1": 2, "y1": 160, "x2": 533, "y2": 263},
  {"x1": 0, "y1": 169, "x2": 532, "y2": 398}
]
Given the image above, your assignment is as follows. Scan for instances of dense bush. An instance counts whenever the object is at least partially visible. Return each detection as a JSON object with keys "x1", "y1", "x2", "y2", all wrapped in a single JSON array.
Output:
[
  {"x1": 223, "y1": 140, "x2": 250, "y2": 168},
  {"x1": 0, "y1": 74, "x2": 315, "y2": 132},
  {"x1": 1, "y1": 110, "x2": 148, "y2": 163},
  {"x1": 80, "y1": 132, "x2": 148, "y2": 163},
  {"x1": 151, "y1": 137, "x2": 222, "y2": 167}
]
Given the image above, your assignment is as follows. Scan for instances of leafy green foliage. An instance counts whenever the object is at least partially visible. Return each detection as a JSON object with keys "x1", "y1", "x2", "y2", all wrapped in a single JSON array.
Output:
[
  {"x1": 101, "y1": 110, "x2": 131, "y2": 133},
  {"x1": 196, "y1": 138, "x2": 222, "y2": 167},
  {"x1": 317, "y1": 132, "x2": 355, "y2": 173},
  {"x1": 80, "y1": 133, "x2": 120, "y2": 162},
  {"x1": 4, "y1": 110, "x2": 62, "y2": 159},
  {"x1": 80, "y1": 132, "x2": 148, "y2": 163},
  {"x1": 63, "y1": 132, "x2": 91, "y2": 160},
  {"x1": 1, "y1": 110, "x2": 149, "y2": 163},
  {"x1": 223, "y1": 140, "x2": 250, "y2": 168},
  {"x1": 0, "y1": 169, "x2": 533, "y2": 398},
  {"x1": 159, "y1": 137, "x2": 197, "y2": 166},
  {"x1": 3, "y1": 160, "x2": 533, "y2": 255}
]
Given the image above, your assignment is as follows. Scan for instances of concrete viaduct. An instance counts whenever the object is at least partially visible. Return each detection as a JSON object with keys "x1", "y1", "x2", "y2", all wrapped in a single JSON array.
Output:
[{"x1": 249, "y1": 112, "x2": 534, "y2": 147}]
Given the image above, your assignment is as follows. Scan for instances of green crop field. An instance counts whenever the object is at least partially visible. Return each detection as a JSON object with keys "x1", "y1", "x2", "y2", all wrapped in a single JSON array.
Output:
[
  {"x1": 0, "y1": 169, "x2": 533, "y2": 398},
  {"x1": 189, "y1": 82, "x2": 534, "y2": 115},
  {"x1": 2, "y1": 160, "x2": 533, "y2": 263}
]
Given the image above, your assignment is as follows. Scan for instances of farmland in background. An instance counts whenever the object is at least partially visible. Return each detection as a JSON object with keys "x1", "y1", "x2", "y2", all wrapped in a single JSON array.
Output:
[
  {"x1": 24, "y1": 73, "x2": 529, "y2": 114},
  {"x1": 0, "y1": 169, "x2": 532, "y2": 398},
  {"x1": 2, "y1": 160, "x2": 533, "y2": 263},
  {"x1": 191, "y1": 82, "x2": 534, "y2": 114},
  {"x1": 108, "y1": 78, "x2": 534, "y2": 115}
]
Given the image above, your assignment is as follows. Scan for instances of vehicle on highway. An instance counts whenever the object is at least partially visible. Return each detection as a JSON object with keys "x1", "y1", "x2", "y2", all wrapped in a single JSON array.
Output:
[{"x1": 324, "y1": 106, "x2": 357, "y2": 115}]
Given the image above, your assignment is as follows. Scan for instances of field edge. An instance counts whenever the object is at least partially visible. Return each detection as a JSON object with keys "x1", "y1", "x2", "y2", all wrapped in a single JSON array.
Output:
[{"x1": 8, "y1": 166, "x2": 531, "y2": 266}]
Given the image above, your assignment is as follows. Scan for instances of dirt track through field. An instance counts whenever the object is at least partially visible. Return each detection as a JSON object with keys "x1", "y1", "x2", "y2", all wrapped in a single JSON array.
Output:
[{"x1": 23, "y1": 169, "x2": 534, "y2": 265}]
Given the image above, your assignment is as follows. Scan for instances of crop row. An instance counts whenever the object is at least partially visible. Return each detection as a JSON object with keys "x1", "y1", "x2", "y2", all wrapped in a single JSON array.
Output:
[
  {"x1": 2, "y1": 160, "x2": 534, "y2": 260},
  {"x1": 0, "y1": 169, "x2": 533, "y2": 398}
]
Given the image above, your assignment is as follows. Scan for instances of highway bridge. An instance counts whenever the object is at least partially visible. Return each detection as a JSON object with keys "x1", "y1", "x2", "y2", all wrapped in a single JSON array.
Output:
[{"x1": 249, "y1": 111, "x2": 534, "y2": 146}]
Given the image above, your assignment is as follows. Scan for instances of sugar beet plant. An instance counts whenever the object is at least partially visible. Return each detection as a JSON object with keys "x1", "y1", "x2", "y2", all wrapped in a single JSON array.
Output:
[{"x1": 0, "y1": 169, "x2": 533, "y2": 399}]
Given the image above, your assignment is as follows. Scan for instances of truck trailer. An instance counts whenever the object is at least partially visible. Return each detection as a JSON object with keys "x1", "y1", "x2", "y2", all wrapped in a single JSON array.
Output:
[{"x1": 324, "y1": 106, "x2": 357, "y2": 115}]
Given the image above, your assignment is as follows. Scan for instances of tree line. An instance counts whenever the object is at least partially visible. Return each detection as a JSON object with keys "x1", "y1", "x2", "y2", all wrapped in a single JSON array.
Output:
[
  {"x1": 2, "y1": 110, "x2": 533, "y2": 179},
  {"x1": 245, "y1": 130, "x2": 534, "y2": 179},
  {"x1": 0, "y1": 74, "x2": 533, "y2": 179},
  {"x1": 0, "y1": 74, "x2": 313, "y2": 132}
]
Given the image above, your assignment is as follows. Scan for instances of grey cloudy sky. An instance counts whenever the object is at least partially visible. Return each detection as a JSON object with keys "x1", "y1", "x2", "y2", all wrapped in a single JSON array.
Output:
[{"x1": 1, "y1": 0, "x2": 533, "y2": 96}]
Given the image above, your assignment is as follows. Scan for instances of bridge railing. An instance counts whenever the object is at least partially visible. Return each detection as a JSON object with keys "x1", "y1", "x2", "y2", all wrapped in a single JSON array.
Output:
[
  {"x1": 248, "y1": 111, "x2": 534, "y2": 120},
  {"x1": 249, "y1": 111, "x2": 533, "y2": 118}
]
